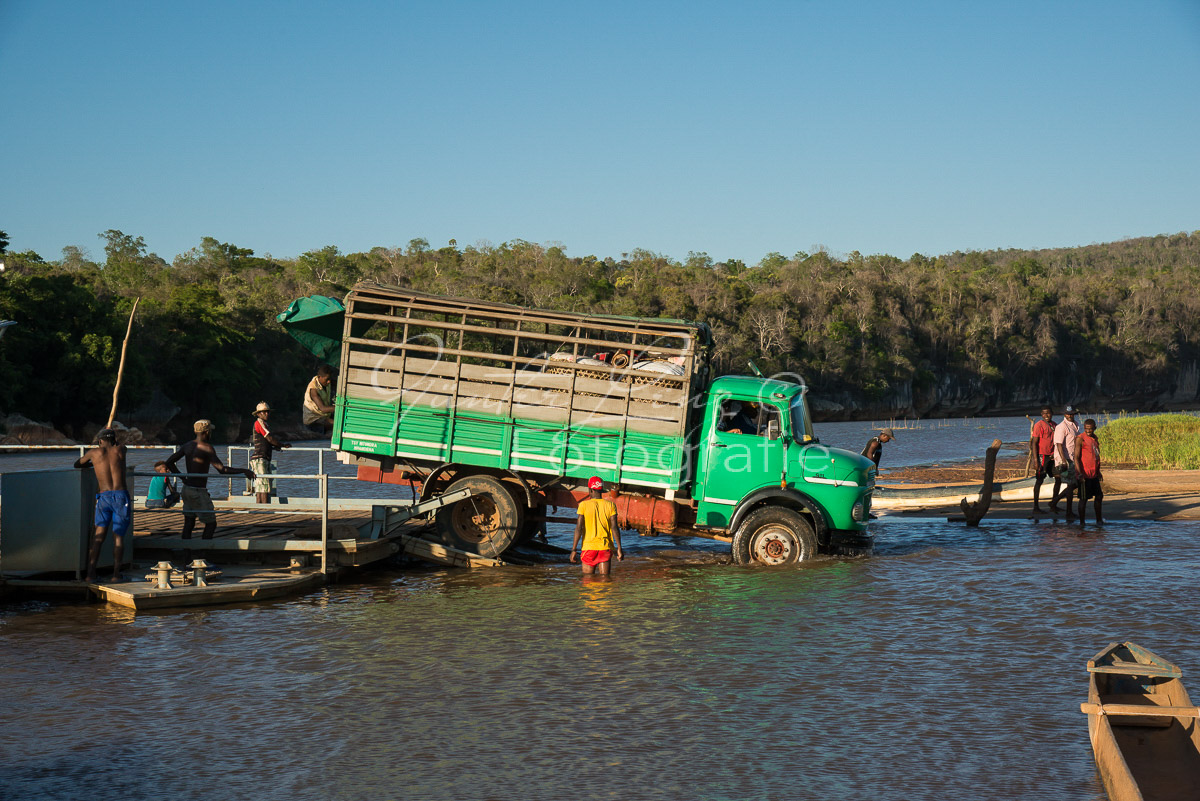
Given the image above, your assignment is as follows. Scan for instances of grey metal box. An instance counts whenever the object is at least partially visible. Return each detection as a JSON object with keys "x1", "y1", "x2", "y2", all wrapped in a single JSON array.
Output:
[{"x1": 1, "y1": 468, "x2": 134, "y2": 575}]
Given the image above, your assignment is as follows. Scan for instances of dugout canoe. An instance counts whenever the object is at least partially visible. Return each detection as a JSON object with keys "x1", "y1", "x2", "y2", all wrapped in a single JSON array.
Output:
[
  {"x1": 871, "y1": 476, "x2": 1036, "y2": 509},
  {"x1": 1081, "y1": 641, "x2": 1200, "y2": 801}
]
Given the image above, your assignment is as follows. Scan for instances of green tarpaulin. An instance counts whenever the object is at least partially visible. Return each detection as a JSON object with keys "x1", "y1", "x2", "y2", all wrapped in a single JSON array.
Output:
[{"x1": 277, "y1": 295, "x2": 352, "y2": 366}]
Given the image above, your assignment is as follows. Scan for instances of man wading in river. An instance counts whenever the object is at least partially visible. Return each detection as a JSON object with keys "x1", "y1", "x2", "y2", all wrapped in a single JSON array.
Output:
[
  {"x1": 569, "y1": 476, "x2": 624, "y2": 575},
  {"x1": 73, "y1": 428, "x2": 131, "y2": 583},
  {"x1": 166, "y1": 420, "x2": 255, "y2": 539}
]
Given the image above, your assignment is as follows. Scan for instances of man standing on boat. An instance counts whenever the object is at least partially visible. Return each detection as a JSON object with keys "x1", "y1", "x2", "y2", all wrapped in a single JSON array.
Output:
[
  {"x1": 1050, "y1": 404, "x2": 1081, "y2": 518},
  {"x1": 861, "y1": 428, "x2": 896, "y2": 469},
  {"x1": 1074, "y1": 418, "x2": 1104, "y2": 526},
  {"x1": 569, "y1": 476, "x2": 624, "y2": 575},
  {"x1": 248, "y1": 401, "x2": 290, "y2": 504},
  {"x1": 166, "y1": 419, "x2": 255, "y2": 539},
  {"x1": 1030, "y1": 406, "x2": 1057, "y2": 513},
  {"x1": 302, "y1": 364, "x2": 336, "y2": 434},
  {"x1": 73, "y1": 428, "x2": 131, "y2": 583}
]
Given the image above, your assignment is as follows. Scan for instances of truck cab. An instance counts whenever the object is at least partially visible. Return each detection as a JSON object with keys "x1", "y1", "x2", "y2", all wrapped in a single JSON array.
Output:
[{"x1": 694, "y1": 376, "x2": 874, "y2": 564}]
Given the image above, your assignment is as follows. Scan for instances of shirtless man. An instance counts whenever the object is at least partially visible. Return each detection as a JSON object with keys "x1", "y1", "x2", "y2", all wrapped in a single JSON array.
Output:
[
  {"x1": 165, "y1": 419, "x2": 255, "y2": 540},
  {"x1": 73, "y1": 428, "x2": 130, "y2": 583}
]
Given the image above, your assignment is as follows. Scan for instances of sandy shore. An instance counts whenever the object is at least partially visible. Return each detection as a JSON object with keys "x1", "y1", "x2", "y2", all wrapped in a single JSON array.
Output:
[{"x1": 878, "y1": 458, "x2": 1200, "y2": 521}]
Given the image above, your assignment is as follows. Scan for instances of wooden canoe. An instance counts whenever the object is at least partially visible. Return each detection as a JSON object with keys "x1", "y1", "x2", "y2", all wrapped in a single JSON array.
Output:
[
  {"x1": 872, "y1": 477, "x2": 1036, "y2": 509},
  {"x1": 1082, "y1": 641, "x2": 1200, "y2": 801}
]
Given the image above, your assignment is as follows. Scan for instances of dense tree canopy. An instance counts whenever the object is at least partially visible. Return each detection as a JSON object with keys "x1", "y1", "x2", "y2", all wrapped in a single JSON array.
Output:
[{"x1": 0, "y1": 227, "x2": 1197, "y2": 439}]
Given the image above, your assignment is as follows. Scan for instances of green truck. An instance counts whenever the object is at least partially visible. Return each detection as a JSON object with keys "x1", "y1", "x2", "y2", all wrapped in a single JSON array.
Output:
[{"x1": 281, "y1": 281, "x2": 875, "y2": 565}]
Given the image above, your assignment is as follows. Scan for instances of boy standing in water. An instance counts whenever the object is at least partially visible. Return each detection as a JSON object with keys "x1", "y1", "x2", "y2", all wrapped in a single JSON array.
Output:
[
  {"x1": 73, "y1": 428, "x2": 131, "y2": 583},
  {"x1": 1074, "y1": 418, "x2": 1104, "y2": 526},
  {"x1": 569, "y1": 476, "x2": 624, "y2": 575}
]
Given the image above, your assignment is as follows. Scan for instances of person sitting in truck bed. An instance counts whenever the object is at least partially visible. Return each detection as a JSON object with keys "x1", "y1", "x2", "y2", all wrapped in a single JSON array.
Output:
[{"x1": 302, "y1": 364, "x2": 336, "y2": 434}]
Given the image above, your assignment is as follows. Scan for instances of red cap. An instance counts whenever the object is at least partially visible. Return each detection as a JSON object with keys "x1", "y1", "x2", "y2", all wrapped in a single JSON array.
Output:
[{"x1": 588, "y1": 476, "x2": 604, "y2": 491}]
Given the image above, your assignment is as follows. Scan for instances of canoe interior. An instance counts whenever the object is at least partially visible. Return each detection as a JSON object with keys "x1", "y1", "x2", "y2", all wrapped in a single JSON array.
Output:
[{"x1": 1087, "y1": 641, "x2": 1200, "y2": 801}]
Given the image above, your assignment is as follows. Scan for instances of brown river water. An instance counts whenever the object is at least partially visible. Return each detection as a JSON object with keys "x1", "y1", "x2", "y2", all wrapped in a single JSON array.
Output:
[
  {"x1": 3, "y1": 514, "x2": 1198, "y2": 800},
  {"x1": 2, "y1": 419, "x2": 1197, "y2": 799}
]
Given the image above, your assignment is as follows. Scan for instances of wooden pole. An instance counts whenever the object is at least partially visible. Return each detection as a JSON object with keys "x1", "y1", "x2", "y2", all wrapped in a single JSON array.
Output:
[
  {"x1": 961, "y1": 438, "x2": 1003, "y2": 526},
  {"x1": 106, "y1": 297, "x2": 140, "y2": 428}
]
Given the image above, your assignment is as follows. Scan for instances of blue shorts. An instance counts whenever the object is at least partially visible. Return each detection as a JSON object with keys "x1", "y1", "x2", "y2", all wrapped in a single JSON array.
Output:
[{"x1": 94, "y1": 490, "x2": 132, "y2": 537}]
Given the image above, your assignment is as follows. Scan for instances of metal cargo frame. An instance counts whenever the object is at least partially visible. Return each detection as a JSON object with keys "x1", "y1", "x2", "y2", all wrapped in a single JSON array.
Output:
[{"x1": 332, "y1": 283, "x2": 713, "y2": 492}]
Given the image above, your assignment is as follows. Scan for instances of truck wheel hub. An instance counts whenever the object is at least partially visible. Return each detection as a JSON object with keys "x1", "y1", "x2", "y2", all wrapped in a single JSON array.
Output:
[{"x1": 753, "y1": 529, "x2": 793, "y2": 564}]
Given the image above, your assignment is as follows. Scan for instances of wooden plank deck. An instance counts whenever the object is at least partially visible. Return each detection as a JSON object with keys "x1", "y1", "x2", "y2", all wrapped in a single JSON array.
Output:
[
  {"x1": 131, "y1": 508, "x2": 410, "y2": 567},
  {"x1": 90, "y1": 566, "x2": 327, "y2": 610}
]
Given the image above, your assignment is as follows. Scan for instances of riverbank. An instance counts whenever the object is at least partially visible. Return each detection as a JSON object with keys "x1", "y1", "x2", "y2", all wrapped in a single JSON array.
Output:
[{"x1": 879, "y1": 458, "x2": 1200, "y2": 521}]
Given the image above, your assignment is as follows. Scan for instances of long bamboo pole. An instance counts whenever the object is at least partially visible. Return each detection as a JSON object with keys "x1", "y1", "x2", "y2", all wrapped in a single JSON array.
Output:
[{"x1": 106, "y1": 297, "x2": 140, "y2": 428}]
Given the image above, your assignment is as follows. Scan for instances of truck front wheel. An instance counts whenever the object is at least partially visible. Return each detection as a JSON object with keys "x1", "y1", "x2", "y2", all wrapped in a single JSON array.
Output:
[
  {"x1": 435, "y1": 475, "x2": 525, "y2": 558},
  {"x1": 731, "y1": 507, "x2": 817, "y2": 566}
]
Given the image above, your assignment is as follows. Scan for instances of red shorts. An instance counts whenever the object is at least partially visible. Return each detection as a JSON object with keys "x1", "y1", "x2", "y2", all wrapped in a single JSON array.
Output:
[{"x1": 581, "y1": 549, "x2": 612, "y2": 566}]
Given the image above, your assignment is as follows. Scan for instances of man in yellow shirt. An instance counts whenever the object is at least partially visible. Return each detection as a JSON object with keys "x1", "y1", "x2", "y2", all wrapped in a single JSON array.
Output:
[{"x1": 569, "y1": 476, "x2": 624, "y2": 574}]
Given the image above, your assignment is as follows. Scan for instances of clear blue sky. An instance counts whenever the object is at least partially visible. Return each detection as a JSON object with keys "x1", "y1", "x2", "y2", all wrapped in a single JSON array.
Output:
[{"x1": 2, "y1": 1, "x2": 1198, "y2": 265}]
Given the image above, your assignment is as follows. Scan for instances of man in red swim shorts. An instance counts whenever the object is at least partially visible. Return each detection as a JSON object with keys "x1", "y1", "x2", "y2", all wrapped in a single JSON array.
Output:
[{"x1": 569, "y1": 476, "x2": 623, "y2": 574}]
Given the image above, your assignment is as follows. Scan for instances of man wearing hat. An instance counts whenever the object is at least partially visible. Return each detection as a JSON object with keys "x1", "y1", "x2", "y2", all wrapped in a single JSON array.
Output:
[
  {"x1": 861, "y1": 428, "x2": 896, "y2": 469},
  {"x1": 569, "y1": 476, "x2": 624, "y2": 575},
  {"x1": 72, "y1": 428, "x2": 131, "y2": 583},
  {"x1": 248, "y1": 401, "x2": 291, "y2": 504},
  {"x1": 1050, "y1": 404, "x2": 1082, "y2": 518},
  {"x1": 165, "y1": 419, "x2": 256, "y2": 539}
]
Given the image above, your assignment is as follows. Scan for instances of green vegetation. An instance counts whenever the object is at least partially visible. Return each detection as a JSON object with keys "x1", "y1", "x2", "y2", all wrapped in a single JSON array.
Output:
[
  {"x1": 1, "y1": 227, "x2": 1199, "y2": 440},
  {"x1": 1098, "y1": 414, "x2": 1200, "y2": 470}
]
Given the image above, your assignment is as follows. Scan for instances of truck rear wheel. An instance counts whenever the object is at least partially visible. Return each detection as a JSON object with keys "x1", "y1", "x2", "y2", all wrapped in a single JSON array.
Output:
[
  {"x1": 731, "y1": 507, "x2": 817, "y2": 566},
  {"x1": 435, "y1": 475, "x2": 525, "y2": 558}
]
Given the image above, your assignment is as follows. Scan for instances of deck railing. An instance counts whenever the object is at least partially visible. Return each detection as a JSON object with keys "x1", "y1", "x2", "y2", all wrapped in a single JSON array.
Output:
[
  {"x1": 0, "y1": 445, "x2": 344, "y2": 576},
  {"x1": 132, "y1": 469, "x2": 333, "y2": 575}
]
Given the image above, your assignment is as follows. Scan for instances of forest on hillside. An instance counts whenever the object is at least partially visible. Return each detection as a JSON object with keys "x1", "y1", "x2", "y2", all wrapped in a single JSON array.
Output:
[{"x1": 1, "y1": 228, "x2": 1198, "y2": 441}]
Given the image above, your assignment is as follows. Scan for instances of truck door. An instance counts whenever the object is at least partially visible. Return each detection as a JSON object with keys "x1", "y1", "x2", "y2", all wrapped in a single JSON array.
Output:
[{"x1": 695, "y1": 398, "x2": 786, "y2": 526}]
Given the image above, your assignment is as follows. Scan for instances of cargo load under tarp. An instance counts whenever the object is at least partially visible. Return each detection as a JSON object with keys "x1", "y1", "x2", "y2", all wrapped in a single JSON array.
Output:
[{"x1": 277, "y1": 296, "x2": 373, "y2": 368}]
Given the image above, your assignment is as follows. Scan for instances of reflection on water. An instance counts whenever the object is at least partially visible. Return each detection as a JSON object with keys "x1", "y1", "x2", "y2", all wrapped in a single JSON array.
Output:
[{"x1": 4, "y1": 513, "x2": 1198, "y2": 800}]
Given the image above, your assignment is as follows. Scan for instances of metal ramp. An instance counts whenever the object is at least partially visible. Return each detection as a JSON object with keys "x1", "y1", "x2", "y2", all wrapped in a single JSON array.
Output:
[{"x1": 366, "y1": 489, "x2": 510, "y2": 569}]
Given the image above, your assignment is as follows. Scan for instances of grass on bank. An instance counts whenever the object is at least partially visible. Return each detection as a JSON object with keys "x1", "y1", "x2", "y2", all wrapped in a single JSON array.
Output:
[{"x1": 1098, "y1": 413, "x2": 1200, "y2": 470}]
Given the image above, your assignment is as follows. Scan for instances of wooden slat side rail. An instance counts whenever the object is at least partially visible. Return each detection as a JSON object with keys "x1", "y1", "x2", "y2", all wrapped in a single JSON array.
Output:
[
  {"x1": 346, "y1": 310, "x2": 696, "y2": 354},
  {"x1": 345, "y1": 339, "x2": 690, "y2": 385},
  {"x1": 347, "y1": 284, "x2": 707, "y2": 342},
  {"x1": 1081, "y1": 702, "x2": 1200, "y2": 718}
]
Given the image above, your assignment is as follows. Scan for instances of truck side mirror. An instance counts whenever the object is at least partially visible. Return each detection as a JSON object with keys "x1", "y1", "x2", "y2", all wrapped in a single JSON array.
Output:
[{"x1": 766, "y1": 418, "x2": 781, "y2": 440}]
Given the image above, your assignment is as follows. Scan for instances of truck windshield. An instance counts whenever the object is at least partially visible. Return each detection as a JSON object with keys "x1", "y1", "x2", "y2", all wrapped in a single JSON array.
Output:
[{"x1": 791, "y1": 395, "x2": 816, "y2": 443}]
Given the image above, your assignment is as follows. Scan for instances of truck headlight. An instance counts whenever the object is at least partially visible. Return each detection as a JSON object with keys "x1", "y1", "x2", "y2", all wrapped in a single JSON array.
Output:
[{"x1": 852, "y1": 499, "x2": 866, "y2": 522}]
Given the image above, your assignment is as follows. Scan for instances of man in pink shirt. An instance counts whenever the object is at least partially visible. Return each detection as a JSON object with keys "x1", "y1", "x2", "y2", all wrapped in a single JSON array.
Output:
[{"x1": 1050, "y1": 404, "x2": 1081, "y2": 518}]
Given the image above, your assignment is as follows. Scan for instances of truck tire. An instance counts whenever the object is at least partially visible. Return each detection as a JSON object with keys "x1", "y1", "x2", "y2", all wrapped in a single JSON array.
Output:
[
  {"x1": 435, "y1": 475, "x2": 525, "y2": 558},
  {"x1": 731, "y1": 506, "x2": 817, "y2": 566}
]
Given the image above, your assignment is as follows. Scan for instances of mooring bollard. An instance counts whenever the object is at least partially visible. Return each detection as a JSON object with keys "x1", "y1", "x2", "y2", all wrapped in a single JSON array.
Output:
[
  {"x1": 188, "y1": 559, "x2": 210, "y2": 587},
  {"x1": 155, "y1": 561, "x2": 174, "y2": 590}
]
